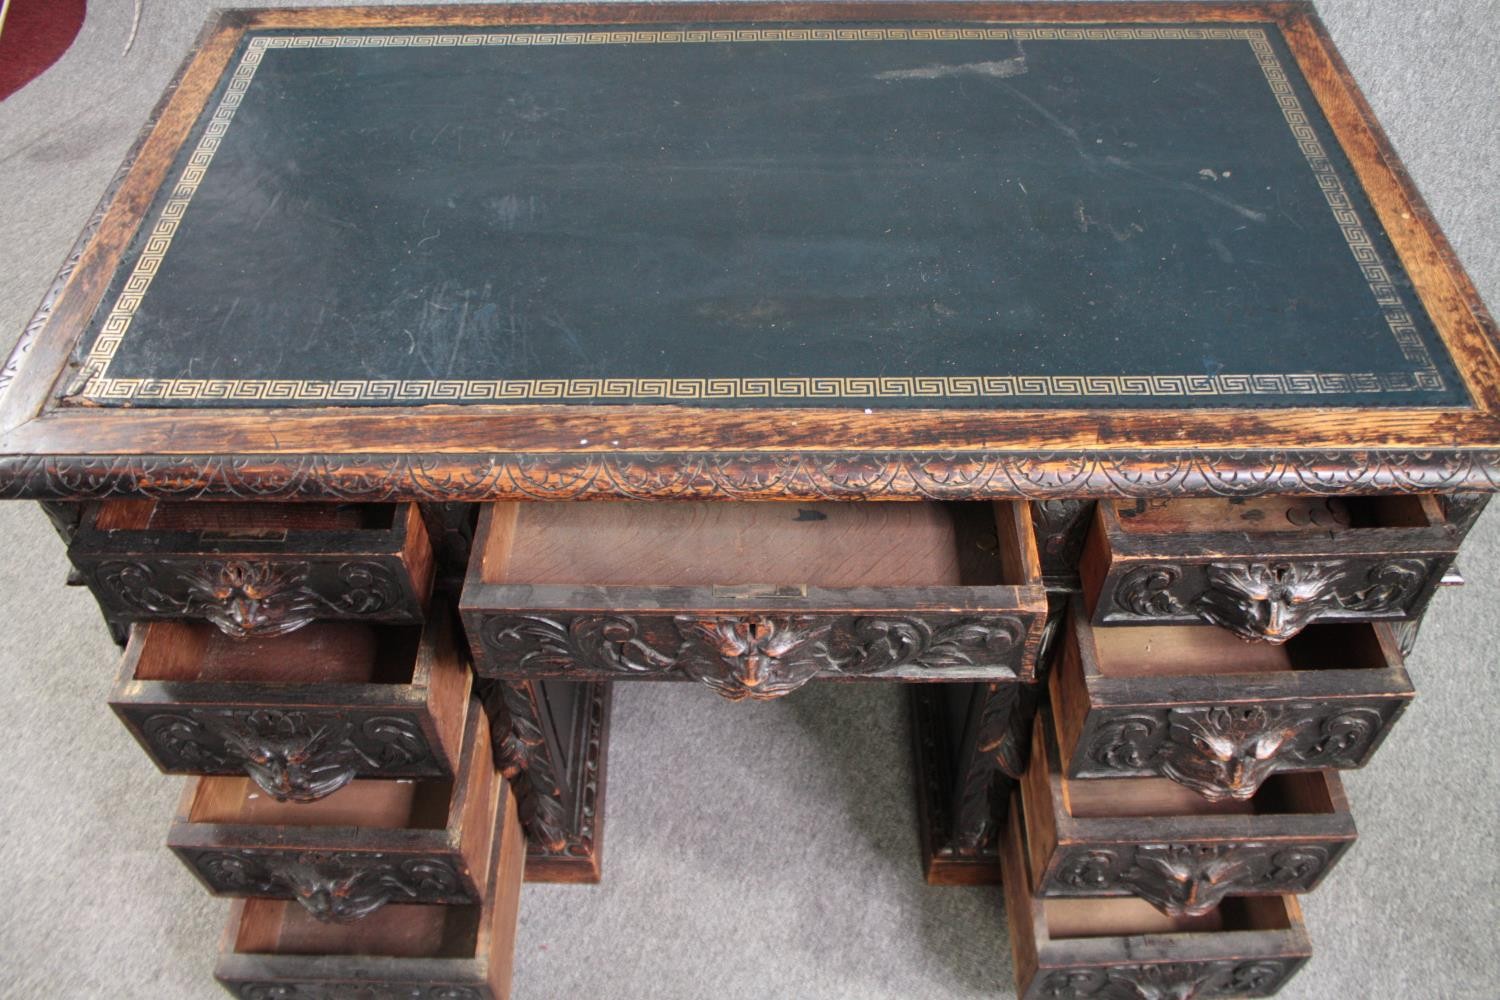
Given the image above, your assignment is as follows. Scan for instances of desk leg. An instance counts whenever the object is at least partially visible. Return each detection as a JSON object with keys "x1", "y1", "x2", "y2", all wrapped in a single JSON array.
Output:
[
  {"x1": 911, "y1": 681, "x2": 1035, "y2": 885},
  {"x1": 482, "y1": 678, "x2": 611, "y2": 884}
]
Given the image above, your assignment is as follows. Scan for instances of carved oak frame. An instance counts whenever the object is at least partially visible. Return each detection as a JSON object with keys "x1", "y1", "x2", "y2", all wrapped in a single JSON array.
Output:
[{"x1": 0, "y1": 3, "x2": 1496, "y2": 502}]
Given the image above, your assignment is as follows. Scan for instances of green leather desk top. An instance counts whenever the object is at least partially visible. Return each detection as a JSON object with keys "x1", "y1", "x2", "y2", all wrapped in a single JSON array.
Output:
[{"x1": 60, "y1": 22, "x2": 1466, "y2": 411}]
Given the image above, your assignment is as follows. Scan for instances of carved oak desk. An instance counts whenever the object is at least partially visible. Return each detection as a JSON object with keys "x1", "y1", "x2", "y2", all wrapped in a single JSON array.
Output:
[{"x1": 4, "y1": 3, "x2": 1498, "y2": 998}]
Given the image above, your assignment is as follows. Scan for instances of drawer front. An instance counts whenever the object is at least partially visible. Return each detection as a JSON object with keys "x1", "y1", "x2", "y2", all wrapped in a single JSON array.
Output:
[
  {"x1": 1044, "y1": 840, "x2": 1349, "y2": 919},
  {"x1": 216, "y1": 785, "x2": 524, "y2": 1000},
  {"x1": 116, "y1": 703, "x2": 453, "y2": 800},
  {"x1": 171, "y1": 701, "x2": 496, "y2": 921},
  {"x1": 461, "y1": 499, "x2": 1048, "y2": 699},
  {"x1": 175, "y1": 847, "x2": 481, "y2": 922},
  {"x1": 70, "y1": 502, "x2": 434, "y2": 637},
  {"x1": 465, "y1": 605, "x2": 1041, "y2": 700},
  {"x1": 1024, "y1": 959, "x2": 1305, "y2": 1000},
  {"x1": 1065, "y1": 697, "x2": 1408, "y2": 797},
  {"x1": 1051, "y1": 604, "x2": 1414, "y2": 800},
  {"x1": 1001, "y1": 797, "x2": 1312, "y2": 1000},
  {"x1": 1024, "y1": 712, "x2": 1357, "y2": 916},
  {"x1": 1082, "y1": 498, "x2": 1459, "y2": 641}
]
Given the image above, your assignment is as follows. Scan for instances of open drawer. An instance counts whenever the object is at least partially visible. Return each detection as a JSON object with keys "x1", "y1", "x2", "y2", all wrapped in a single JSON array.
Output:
[
  {"x1": 1080, "y1": 495, "x2": 1460, "y2": 641},
  {"x1": 460, "y1": 501, "x2": 1047, "y2": 700},
  {"x1": 1002, "y1": 793, "x2": 1311, "y2": 1000},
  {"x1": 1050, "y1": 597, "x2": 1412, "y2": 800},
  {"x1": 1021, "y1": 710, "x2": 1356, "y2": 917},
  {"x1": 110, "y1": 603, "x2": 471, "y2": 801},
  {"x1": 169, "y1": 698, "x2": 498, "y2": 921},
  {"x1": 69, "y1": 501, "x2": 435, "y2": 637},
  {"x1": 215, "y1": 773, "x2": 523, "y2": 1000}
]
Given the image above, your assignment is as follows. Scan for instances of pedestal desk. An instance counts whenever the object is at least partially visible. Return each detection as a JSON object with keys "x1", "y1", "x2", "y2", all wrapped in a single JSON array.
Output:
[{"x1": 3, "y1": 3, "x2": 1497, "y2": 998}]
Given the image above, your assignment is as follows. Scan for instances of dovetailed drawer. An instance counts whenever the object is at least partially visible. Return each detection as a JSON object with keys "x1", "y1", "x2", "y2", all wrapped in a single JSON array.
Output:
[
  {"x1": 460, "y1": 500, "x2": 1048, "y2": 701},
  {"x1": 69, "y1": 501, "x2": 435, "y2": 638},
  {"x1": 1021, "y1": 711, "x2": 1356, "y2": 917},
  {"x1": 110, "y1": 603, "x2": 471, "y2": 802},
  {"x1": 1081, "y1": 496, "x2": 1459, "y2": 642},
  {"x1": 1049, "y1": 598, "x2": 1412, "y2": 801},
  {"x1": 169, "y1": 699, "x2": 498, "y2": 922},
  {"x1": 1002, "y1": 792, "x2": 1312, "y2": 1000},
  {"x1": 215, "y1": 776, "x2": 524, "y2": 1000}
]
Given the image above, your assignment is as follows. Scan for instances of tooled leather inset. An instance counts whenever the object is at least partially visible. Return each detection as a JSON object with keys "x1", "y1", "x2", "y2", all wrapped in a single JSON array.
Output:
[
  {"x1": 479, "y1": 612, "x2": 1028, "y2": 700},
  {"x1": 1036, "y1": 959, "x2": 1293, "y2": 999},
  {"x1": 139, "y1": 709, "x2": 432, "y2": 801},
  {"x1": 1113, "y1": 557, "x2": 1435, "y2": 642},
  {"x1": 192, "y1": 850, "x2": 465, "y2": 922},
  {"x1": 1086, "y1": 705, "x2": 1387, "y2": 799},
  {"x1": 97, "y1": 559, "x2": 405, "y2": 638},
  {"x1": 1054, "y1": 843, "x2": 1332, "y2": 917}
]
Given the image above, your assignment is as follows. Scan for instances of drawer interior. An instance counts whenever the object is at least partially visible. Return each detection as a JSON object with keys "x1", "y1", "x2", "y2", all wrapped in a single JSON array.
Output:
[
  {"x1": 185, "y1": 775, "x2": 453, "y2": 829},
  {"x1": 1064, "y1": 771, "x2": 1338, "y2": 819},
  {"x1": 130, "y1": 621, "x2": 422, "y2": 686},
  {"x1": 1112, "y1": 495, "x2": 1441, "y2": 535},
  {"x1": 1089, "y1": 621, "x2": 1389, "y2": 679},
  {"x1": 479, "y1": 500, "x2": 1028, "y2": 588},
  {"x1": 233, "y1": 897, "x2": 482, "y2": 959},
  {"x1": 1042, "y1": 895, "x2": 1295, "y2": 941},
  {"x1": 93, "y1": 500, "x2": 397, "y2": 535}
]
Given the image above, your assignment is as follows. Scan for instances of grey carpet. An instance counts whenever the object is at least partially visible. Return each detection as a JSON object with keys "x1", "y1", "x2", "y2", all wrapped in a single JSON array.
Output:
[{"x1": 1, "y1": 2, "x2": 1497, "y2": 997}]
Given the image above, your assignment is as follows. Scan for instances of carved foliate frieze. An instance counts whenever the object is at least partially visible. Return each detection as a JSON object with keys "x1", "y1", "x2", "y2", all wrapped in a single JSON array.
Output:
[
  {"x1": 1079, "y1": 703, "x2": 1392, "y2": 799},
  {"x1": 1036, "y1": 959, "x2": 1296, "y2": 999},
  {"x1": 186, "y1": 849, "x2": 467, "y2": 921},
  {"x1": 130, "y1": 708, "x2": 435, "y2": 800},
  {"x1": 1105, "y1": 556, "x2": 1440, "y2": 641},
  {"x1": 477, "y1": 611, "x2": 1029, "y2": 700},
  {"x1": 92, "y1": 557, "x2": 410, "y2": 637},
  {"x1": 233, "y1": 984, "x2": 484, "y2": 1000},
  {"x1": 1051, "y1": 842, "x2": 1332, "y2": 916},
  {"x1": 5, "y1": 451, "x2": 1500, "y2": 502}
]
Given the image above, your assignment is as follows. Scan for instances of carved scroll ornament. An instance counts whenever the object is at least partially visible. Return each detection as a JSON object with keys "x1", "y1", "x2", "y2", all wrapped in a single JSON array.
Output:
[
  {"x1": 1084, "y1": 704, "x2": 1387, "y2": 800},
  {"x1": 1053, "y1": 842, "x2": 1331, "y2": 917},
  {"x1": 480, "y1": 612, "x2": 1027, "y2": 700},
  {"x1": 1036, "y1": 959, "x2": 1295, "y2": 999},
  {"x1": 191, "y1": 850, "x2": 465, "y2": 922},
  {"x1": 138, "y1": 708, "x2": 432, "y2": 801},
  {"x1": 236, "y1": 984, "x2": 483, "y2": 1000},
  {"x1": 97, "y1": 558, "x2": 405, "y2": 638},
  {"x1": 1112, "y1": 557, "x2": 1435, "y2": 642}
]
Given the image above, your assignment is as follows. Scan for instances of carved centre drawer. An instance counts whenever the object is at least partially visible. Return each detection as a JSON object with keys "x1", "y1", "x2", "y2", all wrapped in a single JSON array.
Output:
[
  {"x1": 169, "y1": 698, "x2": 499, "y2": 922},
  {"x1": 461, "y1": 500, "x2": 1047, "y2": 700},
  {"x1": 1020, "y1": 711, "x2": 1356, "y2": 917},
  {"x1": 1002, "y1": 793, "x2": 1313, "y2": 1000},
  {"x1": 1049, "y1": 599, "x2": 1413, "y2": 800},
  {"x1": 1080, "y1": 496, "x2": 1460, "y2": 641},
  {"x1": 214, "y1": 775, "x2": 524, "y2": 1000},
  {"x1": 110, "y1": 606, "x2": 471, "y2": 801},
  {"x1": 69, "y1": 500, "x2": 435, "y2": 637}
]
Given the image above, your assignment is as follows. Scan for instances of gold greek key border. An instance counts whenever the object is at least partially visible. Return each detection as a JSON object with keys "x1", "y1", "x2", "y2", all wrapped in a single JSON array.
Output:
[{"x1": 74, "y1": 25, "x2": 1447, "y2": 404}]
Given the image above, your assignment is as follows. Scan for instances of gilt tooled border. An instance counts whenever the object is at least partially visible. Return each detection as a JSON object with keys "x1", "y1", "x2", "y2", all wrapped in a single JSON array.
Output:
[
  {"x1": 70, "y1": 26, "x2": 1448, "y2": 404},
  {"x1": 2, "y1": 450, "x2": 1499, "y2": 500}
]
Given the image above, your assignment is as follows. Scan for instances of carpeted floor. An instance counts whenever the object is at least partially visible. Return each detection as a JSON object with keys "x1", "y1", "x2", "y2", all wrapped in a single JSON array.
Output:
[{"x1": 1, "y1": 2, "x2": 1497, "y2": 998}]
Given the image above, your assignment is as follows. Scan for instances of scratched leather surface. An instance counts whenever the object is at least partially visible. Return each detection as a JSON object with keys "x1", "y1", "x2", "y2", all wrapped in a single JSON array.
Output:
[{"x1": 68, "y1": 23, "x2": 1467, "y2": 409}]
